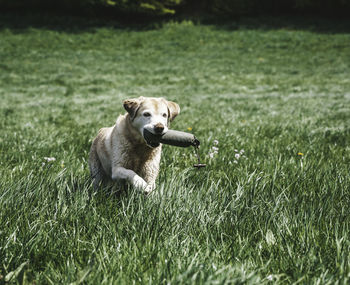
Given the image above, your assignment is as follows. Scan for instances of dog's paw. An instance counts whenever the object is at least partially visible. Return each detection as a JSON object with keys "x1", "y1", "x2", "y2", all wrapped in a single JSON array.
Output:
[
  {"x1": 133, "y1": 176, "x2": 148, "y2": 189},
  {"x1": 144, "y1": 184, "x2": 154, "y2": 195}
]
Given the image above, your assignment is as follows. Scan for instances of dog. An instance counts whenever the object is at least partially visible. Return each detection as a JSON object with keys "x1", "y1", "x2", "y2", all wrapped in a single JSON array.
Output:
[{"x1": 88, "y1": 96, "x2": 180, "y2": 194}]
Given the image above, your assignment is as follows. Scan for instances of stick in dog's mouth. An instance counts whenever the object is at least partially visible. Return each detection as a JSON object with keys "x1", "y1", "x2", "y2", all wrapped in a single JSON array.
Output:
[
  {"x1": 143, "y1": 129, "x2": 199, "y2": 148},
  {"x1": 143, "y1": 129, "x2": 206, "y2": 168}
]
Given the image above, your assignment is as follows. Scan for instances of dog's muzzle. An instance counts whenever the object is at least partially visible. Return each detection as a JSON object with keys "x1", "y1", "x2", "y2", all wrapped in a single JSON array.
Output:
[
  {"x1": 143, "y1": 129, "x2": 161, "y2": 148},
  {"x1": 153, "y1": 123, "x2": 165, "y2": 134}
]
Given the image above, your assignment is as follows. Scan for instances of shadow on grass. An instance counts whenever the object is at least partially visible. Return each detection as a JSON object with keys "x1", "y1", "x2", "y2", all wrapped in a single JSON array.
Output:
[
  {"x1": 0, "y1": 10, "x2": 350, "y2": 34},
  {"x1": 210, "y1": 15, "x2": 350, "y2": 34}
]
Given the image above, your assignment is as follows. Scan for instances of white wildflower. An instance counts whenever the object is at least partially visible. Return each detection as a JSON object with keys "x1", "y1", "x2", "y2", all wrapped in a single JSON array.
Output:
[
  {"x1": 44, "y1": 157, "x2": 56, "y2": 162},
  {"x1": 267, "y1": 275, "x2": 273, "y2": 281},
  {"x1": 209, "y1": 140, "x2": 220, "y2": 159},
  {"x1": 235, "y1": 153, "x2": 240, "y2": 159},
  {"x1": 240, "y1": 149, "x2": 245, "y2": 154}
]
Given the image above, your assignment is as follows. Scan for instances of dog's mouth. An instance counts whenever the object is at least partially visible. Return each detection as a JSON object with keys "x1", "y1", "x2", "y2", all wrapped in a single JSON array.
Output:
[
  {"x1": 143, "y1": 129, "x2": 162, "y2": 148},
  {"x1": 147, "y1": 141, "x2": 160, "y2": 148}
]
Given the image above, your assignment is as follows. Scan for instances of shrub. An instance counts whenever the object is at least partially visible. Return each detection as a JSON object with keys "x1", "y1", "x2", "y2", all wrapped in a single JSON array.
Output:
[
  {"x1": 0, "y1": 0, "x2": 186, "y2": 15},
  {"x1": 0, "y1": 0, "x2": 349, "y2": 17}
]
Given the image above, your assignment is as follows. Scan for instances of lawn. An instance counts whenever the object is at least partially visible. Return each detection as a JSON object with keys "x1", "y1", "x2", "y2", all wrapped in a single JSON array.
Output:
[{"x1": 0, "y1": 14, "x2": 350, "y2": 284}]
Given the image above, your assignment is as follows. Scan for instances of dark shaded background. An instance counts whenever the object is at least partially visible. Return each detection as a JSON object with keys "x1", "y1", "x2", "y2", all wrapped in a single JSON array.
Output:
[{"x1": 1, "y1": 0, "x2": 350, "y2": 19}]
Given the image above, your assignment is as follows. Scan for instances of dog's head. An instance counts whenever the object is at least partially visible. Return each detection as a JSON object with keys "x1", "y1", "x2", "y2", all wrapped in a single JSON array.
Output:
[{"x1": 123, "y1": 96, "x2": 180, "y2": 146}]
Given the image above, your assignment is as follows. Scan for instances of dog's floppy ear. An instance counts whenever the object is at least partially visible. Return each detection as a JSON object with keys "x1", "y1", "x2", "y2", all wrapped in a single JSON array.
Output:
[
  {"x1": 165, "y1": 100, "x2": 180, "y2": 122},
  {"x1": 123, "y1": 98, "x2": 141, "y2": 120}
]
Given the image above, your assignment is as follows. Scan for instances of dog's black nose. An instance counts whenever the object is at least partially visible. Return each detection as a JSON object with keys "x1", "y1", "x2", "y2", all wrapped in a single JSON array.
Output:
[{"x1": 154, "y1": 123, "x2": 164, "y2": 134}]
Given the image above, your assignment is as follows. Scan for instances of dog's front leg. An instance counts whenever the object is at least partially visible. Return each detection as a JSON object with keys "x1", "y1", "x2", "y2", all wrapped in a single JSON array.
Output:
[{"x1": 112, "y1": 166, "x2": 152, "y2": 193}]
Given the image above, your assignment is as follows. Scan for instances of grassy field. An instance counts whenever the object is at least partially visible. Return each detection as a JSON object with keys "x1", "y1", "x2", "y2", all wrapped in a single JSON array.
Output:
[{"x1": 0, "y1": 14, "x2": 350, "y2": 284}]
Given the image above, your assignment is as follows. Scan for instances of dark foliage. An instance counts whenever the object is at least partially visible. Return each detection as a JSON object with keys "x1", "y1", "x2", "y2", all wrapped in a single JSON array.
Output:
[{"x1": 0, "y1": 0, "x2": 349, "y2": 16}]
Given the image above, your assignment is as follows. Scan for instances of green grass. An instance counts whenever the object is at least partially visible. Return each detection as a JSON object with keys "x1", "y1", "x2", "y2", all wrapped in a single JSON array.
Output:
[{"x1": 1, "y1": 14, "x2": 350, "y2": 284}]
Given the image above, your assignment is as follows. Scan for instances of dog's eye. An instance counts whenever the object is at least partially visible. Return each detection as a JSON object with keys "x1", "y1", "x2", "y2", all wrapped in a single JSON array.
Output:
[
  {"x1": 143, "y1": 112, "x2": 151, "y2": 117},
  {"x1": 162, "y1": 113, "x2": 167, "y2": 118}
]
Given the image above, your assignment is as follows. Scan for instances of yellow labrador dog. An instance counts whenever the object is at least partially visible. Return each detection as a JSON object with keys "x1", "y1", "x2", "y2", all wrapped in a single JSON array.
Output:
[{"x1": 89, "y1": 96, "x2": 180, "y2": 194}]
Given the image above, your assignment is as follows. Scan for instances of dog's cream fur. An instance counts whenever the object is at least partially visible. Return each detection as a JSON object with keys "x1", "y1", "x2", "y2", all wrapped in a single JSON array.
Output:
[{"x1": 88, "y1": 96, "x2": 180, "y2": 194}]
